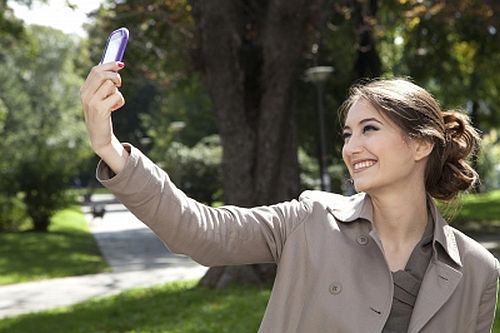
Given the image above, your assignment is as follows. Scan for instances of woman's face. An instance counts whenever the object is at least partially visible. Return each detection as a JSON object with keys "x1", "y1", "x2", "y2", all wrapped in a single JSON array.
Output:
[{"x1": 342, "y1": 98, "x2": 423, "y2": 195}]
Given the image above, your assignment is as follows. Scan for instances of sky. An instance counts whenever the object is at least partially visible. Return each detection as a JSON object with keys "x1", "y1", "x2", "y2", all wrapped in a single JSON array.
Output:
[{"x1": 9, "y1": 0, "x2": 103, "y2": 37}]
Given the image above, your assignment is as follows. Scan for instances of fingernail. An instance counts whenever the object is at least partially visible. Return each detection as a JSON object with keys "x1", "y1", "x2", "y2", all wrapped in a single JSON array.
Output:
[{"x1": 117, "y1": 62, "x2": 125, "y2": 68}]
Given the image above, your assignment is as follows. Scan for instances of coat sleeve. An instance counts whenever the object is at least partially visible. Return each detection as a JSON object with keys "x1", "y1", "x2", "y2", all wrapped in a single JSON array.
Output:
[
  {"x1": 475, "y1": 258, "x2": 500, "y2": 333},
  {"x1": 96, "y1": 144, "x2": 312, "y2": 267}
]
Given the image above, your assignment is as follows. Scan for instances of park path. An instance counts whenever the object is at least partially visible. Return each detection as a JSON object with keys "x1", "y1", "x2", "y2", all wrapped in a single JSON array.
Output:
[{"x1": 0, "y1": 194, "x2": 208, "y2": 319}]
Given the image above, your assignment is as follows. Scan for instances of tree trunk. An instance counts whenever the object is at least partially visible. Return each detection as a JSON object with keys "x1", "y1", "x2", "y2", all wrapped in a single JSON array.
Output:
[
  {"x1": 191, "y1": 0, "x2": 323, "y2": 288},
  {"x1": 352, "y1": 0, "x2": 381, "y2": 78}
]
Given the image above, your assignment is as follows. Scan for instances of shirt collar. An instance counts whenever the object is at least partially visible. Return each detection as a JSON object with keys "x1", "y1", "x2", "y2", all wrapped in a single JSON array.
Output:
[{"x1": 301, "y1": 190, "x2": 462, "y2": 268}]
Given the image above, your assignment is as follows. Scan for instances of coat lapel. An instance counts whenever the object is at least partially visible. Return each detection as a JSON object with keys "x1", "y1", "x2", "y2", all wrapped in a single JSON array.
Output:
[
  {"x1": 408, "y1": 201, "x2": 464, "y2": 332},
  {"x1": 407, "y1": 260, "x2": 463, "y2": 332}
]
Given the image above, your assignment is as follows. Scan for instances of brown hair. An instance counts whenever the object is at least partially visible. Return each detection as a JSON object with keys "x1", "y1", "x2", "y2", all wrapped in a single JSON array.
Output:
[{"x1": 340, "y1": 78, "x2": 480, "y2": 201}]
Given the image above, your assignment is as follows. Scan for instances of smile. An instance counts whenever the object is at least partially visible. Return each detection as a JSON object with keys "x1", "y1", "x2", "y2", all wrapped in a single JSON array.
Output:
[{"x1": 353, "y1": 160, "x2": 377, "y2": 172}]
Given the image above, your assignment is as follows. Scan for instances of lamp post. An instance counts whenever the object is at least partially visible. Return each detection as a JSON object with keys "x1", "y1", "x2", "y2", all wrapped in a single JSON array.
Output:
[{"x1": 305, "y1": 66, "x2": 333, "y2": 192}]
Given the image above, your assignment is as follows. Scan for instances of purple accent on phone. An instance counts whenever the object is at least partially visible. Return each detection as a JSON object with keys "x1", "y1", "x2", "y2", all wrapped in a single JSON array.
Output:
[{"x1": 100, "y1": 27, "x2": 129, "y2": 64}]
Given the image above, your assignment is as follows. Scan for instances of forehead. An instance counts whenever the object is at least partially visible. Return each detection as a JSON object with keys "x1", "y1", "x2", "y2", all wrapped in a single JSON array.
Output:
[{"x1": 344, "y1": 99, "x2": 382, "y2": 126}]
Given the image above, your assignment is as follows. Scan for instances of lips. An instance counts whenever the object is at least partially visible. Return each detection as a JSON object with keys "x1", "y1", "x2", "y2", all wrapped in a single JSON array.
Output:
[{"x1": 353, "y1": 159, "x2": 377, "y2": 172}]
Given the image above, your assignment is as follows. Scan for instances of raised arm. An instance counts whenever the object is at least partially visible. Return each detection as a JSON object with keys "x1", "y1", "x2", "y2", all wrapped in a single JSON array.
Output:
[
  {"x1": 96, "y1": 145, "x2": 311, "y2": 266},
  {"x1": 80, "y1": 62, "x2": 128, "y2": 174},
  {"x1": 81, "y1": 63, "x2": 311, "y2": 267}
]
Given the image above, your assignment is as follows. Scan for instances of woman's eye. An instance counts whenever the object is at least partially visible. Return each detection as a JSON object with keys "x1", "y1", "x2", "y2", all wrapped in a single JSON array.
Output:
[
  {"x1": 363, "y1": 125, "x2": 379, "y2": 133},
  {"x1": 342, "y1": 132, "x2": 351, "y2": 141}
]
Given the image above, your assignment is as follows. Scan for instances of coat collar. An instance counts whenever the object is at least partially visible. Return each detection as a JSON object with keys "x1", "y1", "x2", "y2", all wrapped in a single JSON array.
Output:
[{"x1": 299, "y1": 190, "x2": 462, "y2": 267}]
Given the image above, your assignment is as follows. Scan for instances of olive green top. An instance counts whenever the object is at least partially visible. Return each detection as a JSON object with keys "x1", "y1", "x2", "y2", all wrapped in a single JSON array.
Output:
[{"x1": 383, "y1": 218, "x2": 434, "y2": 332}]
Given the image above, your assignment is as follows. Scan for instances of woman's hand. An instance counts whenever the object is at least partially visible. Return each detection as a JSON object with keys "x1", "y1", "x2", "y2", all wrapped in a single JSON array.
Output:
[{"x1": 80, "y1": 62, "x2": 128, "y2": 174}]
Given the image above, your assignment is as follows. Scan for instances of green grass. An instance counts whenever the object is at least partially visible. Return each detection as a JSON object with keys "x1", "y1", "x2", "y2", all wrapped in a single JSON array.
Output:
[
  {"x1": 0, "y1": 279, "x2": 497, "y2": 332},
  {"x1": 0, "y1": 280, "x2": 271, "y2": 333},
  {"x1": 436, "y1": 189, "x2": 500, "y2": 234},
  {"x1": 454, "y1": 189, "x2": 500, "y2": 222},
  {"x1": 0, "y1": 206, "x2": 109, "y2": 285}
]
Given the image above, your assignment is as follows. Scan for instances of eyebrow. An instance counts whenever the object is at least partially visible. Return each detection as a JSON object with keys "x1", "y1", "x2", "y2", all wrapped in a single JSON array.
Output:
[{"x1": 343, "y1": 117, "x2": 384, "y2": 131}]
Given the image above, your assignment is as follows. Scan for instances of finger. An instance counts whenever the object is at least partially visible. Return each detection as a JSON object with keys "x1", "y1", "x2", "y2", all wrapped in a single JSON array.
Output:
[
  {"x1": 82, "y1": 71, "x2": 121, "y2": 98},
  {"x1": 97, "y1": 61, "x2": 125, "y2": 72},
  {"x1": 102, "y1": 91, "x2": 125, "y2": 112},
  {"x1": 89, "y1": 80, "x2": 118, "y2": 109},
  {"x1": 81, "y1": 63, "x2": 124, "y2": 98},
  {"x1": 110, "y1": 92, "x2": 125, "y2": 111}
]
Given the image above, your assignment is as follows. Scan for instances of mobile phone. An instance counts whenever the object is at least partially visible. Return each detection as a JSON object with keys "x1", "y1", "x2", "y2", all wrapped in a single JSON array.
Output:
[{"x1": 100, "y1": 27, "x2": 129, "y2": 64}]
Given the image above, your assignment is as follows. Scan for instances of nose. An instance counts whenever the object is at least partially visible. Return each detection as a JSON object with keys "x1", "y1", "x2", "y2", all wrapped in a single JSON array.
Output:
[{"x1": 342, "y1": 134, "x2": 364, "y2": 158}]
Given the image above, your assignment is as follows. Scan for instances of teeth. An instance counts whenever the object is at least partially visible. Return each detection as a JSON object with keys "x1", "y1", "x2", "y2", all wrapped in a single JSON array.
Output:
[{"x1": 353, "y1": 160, "x2": 376, "y2": 170}]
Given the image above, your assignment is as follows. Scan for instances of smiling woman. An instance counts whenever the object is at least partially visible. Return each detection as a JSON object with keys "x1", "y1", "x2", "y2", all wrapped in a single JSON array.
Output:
[
  {"x1": 80, "y1": 64, "x2": 500, "y2": 332},
  {"x1": 340, "y1": 79, "x2": 480, "y2": 201}
]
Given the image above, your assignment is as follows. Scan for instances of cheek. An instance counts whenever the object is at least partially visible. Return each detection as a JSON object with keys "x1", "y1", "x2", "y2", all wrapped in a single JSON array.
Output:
[
  {"x1": 383, "y1": 141, "x2": 414, "y2": 167},
  {"x1": 341, "y1": 146, "x2": 349, "y2": 167}
]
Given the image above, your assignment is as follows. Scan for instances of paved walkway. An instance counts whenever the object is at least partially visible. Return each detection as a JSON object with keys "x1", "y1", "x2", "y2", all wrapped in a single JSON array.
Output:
[{"x1": 0, "y1": 194, "x2": 208, "y2": 319}]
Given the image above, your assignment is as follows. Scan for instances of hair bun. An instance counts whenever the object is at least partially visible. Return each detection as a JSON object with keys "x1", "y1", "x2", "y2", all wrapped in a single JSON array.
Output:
[
  {"x1": 442, "y1": 111, "x2": 478, "y2": 159},
  {"x1": 443, "y1": 112, "x2": 465, "y2": 139},
  {"x1": 429, "y1": 111, "x2": 480, "y2": 200}
]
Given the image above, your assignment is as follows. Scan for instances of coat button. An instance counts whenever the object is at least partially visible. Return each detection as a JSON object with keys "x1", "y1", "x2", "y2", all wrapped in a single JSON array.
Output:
[
  {"x1": 329, "y1": 282, "x2": 342, "y2": 295},
  {"x1": 357, "y1": 235, "x2": 369, "y2": 246}
]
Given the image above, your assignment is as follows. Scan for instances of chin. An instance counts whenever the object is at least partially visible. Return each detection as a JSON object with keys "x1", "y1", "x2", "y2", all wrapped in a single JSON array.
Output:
[{"x1": 353, "y1": 180, "x2": 373, "y2": 193}]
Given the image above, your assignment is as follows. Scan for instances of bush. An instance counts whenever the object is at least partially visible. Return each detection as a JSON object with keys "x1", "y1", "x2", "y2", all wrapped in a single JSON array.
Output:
[
  {"x1": 159, "y1": 135, "x2": 224, "y2": 205},
  {"x1": 0, "y1": 194, "x2": 29, "y2": 232},
  {"x1": 298, "y1": 148, "x2": 347, "y2": 194},
  {"x1": 477, "y1": 130, "x2": 500, "y2": 191}
]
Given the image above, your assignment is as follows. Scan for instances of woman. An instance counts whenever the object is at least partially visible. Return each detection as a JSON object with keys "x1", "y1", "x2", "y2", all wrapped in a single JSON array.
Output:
[{"x1": 80, "y1": 62, "x2": 499, "y2": 332}]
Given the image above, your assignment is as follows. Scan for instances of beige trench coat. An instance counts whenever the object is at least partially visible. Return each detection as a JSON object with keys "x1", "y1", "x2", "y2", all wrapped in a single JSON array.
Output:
[{"x1": 97, "y1": 144, "x2": 500, "y2": 333}]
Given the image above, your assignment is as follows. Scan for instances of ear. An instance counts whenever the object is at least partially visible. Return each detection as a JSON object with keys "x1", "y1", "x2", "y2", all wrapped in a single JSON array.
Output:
[{"x1": 412, "y1": 138, "x2": 434, "y2": 162}]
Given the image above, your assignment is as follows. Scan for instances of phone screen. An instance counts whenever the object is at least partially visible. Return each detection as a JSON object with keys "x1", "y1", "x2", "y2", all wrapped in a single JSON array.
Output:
[
  {"x1": 102, "y1": 35, "x2": 122, "y2": 64},
  {"x1": 100, "y1": 28, "x2": 129, "y2": 64}
]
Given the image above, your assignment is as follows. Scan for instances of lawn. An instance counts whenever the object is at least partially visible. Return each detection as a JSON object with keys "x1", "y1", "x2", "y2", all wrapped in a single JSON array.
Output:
[
  {"x1": 0, "y1": 279, "x2": 497, "y2": 332},
  {"x1": 0, "y1": 206, "x2": 109, "y2": 285},
  {"x1": 0, "y1": 280, "x2": 271, "y2": 333},
  {"x1": 455, "y1": 189, "x2": 500, "y2": 223},
  {"x1": 436, "y1": 189, "x2": 500, "y2": 234}
]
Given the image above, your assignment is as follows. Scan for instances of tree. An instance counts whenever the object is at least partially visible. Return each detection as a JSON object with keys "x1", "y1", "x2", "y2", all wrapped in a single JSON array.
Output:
[
  {"x1": 0, "y1": 25, "x2": 91, "y2": 231},
  {"x1": 188, "y1": 0, "x2": 326, "y2": 288}
]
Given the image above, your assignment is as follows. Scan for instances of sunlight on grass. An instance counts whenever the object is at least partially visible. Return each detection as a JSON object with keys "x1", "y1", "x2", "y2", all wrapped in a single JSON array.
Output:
[
  {"x1": 0, "y1": 206, "x2": 109, "y2": 285},
  {"x1": 0, "y1": 280, "x2": 271, "y2": 333},
  {"x1": 456, "y1": 190, "x2": 500, "y2": 222},
  {"x1": 0, "y1": 279, "x2": 497, "y2": 332}
]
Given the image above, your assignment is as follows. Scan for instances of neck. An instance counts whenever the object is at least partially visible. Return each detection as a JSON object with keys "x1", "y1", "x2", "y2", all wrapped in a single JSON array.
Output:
[{"x1": 369, "y1": 186, "x2": 429, "y2": 245}]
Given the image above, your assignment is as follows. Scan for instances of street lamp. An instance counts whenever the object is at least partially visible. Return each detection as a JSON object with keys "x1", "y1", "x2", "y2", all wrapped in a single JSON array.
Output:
[{"x1": 305, "y1": 66, "x2": 334, "y2": 192}]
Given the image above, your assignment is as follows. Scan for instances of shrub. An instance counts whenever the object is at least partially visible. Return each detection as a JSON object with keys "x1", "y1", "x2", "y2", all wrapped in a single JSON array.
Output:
[{"x1": 0, "y1": 194, "x2": 30, "y2": 232}]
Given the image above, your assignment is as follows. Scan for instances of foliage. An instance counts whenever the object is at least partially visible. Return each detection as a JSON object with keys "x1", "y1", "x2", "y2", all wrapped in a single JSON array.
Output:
[
  {"x1": 152, "y1": 135, "x2": 223, "y2": 205},
  {"x1": 298, "y1": 148, "x2": 347, "y2": 194},
  {"x1": 294, "y1": 0, "x2": 500, "y2": 167},
  {"x1": 0, "y1": 206, "x2": 109, "y2": 285},
  {"x1": 377, "y1": 0, "x2": 500, "y2": 128},
  {"x1": 0, "y1": 193, "x2": 29, "y2": 232},
  {"x1": 140, "y1": 75, "x2": 216, "y2": 148},
  {"x1": 0, "y1": 280, "x2": 271, "y2": 333},
  {"x1": 85, "y1": 0, "x2": 216, "y2": 149},
  {"x1": 477, "y1": 130, "x2": 500, "y2": 191},
  {"x1": 0, "y1": 1, "x2": 26, "y2": 50},
  {"x1": 0, "y1": 25, "x2": 92, "y2": 231}
]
